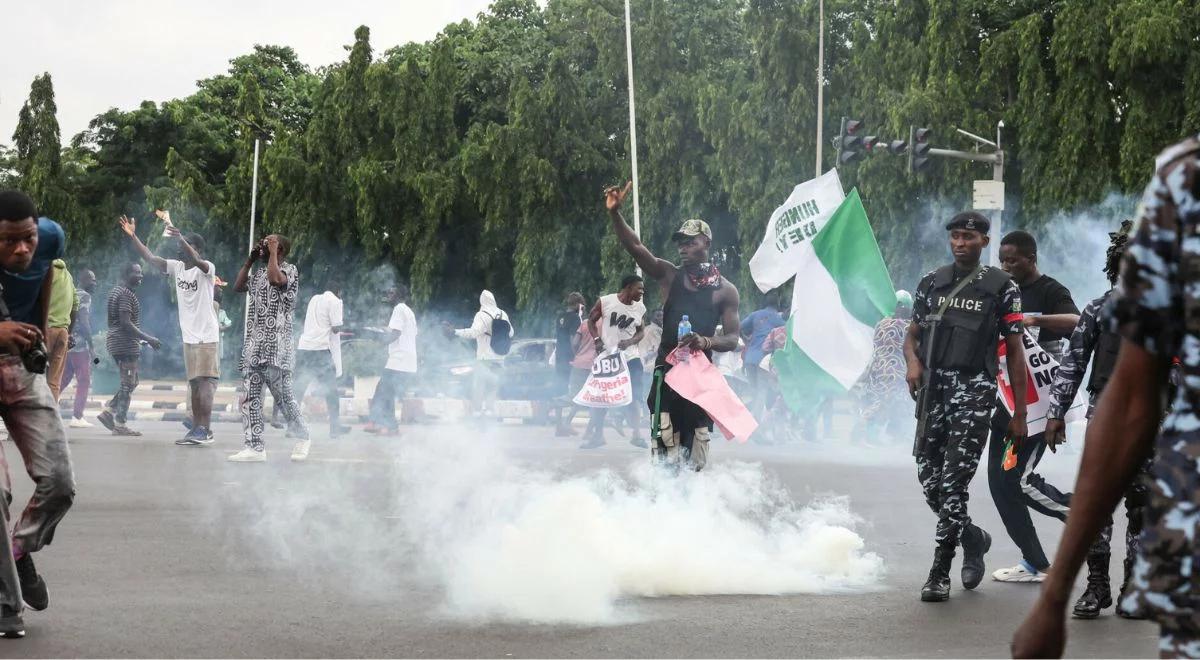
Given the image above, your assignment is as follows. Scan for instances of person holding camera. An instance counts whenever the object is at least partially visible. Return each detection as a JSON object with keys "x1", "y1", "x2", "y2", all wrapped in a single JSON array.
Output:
[
  {"x1": 230, "y1": 234, "x2": 308, "y2": 462},
  {"x1": 98, "y1": 262, "x2": 160, "y2": 436},
  {"x1": 0, "y1": 190, "x2": 78, "y2": 639}
]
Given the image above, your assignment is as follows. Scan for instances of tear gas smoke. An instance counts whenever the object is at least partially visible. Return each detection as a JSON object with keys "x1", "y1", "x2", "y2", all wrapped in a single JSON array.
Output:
[
  {"x1": 215, "y1": 431, "x2": 884, "y2": 625},
  {"x1": 1030, "y1": 192, "x2": 1137, "y2": 304},
  {"x1": 902, "y1": 192, "x2": 1137, "y2": 302}
]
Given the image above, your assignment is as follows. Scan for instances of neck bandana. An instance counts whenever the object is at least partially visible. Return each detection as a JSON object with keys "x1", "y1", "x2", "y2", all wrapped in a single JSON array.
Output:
[{"x1": 686, "y1": 263, "x2": 722, "y2": 290}]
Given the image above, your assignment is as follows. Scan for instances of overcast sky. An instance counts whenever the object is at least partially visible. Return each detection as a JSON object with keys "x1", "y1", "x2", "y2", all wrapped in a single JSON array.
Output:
[{"x1": 3, "y1": 0, "x2": 496, "y2": 146}]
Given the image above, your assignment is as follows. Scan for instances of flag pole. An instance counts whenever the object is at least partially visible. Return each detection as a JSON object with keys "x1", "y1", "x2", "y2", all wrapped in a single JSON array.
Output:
[
  {"x1": 814, "y1": 0, "x2": 825, "y2": 177},
  {"x1": 244, "y1": 137, "x2": 260, "y2": 327},
  {"x1": 624, "y1": 0, "x2": 642, "y2": 272}
]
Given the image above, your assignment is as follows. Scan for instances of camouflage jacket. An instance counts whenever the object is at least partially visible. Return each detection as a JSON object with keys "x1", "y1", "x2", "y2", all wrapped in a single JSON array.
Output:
[
  {"x1": 1108, "y1": 134, "x2": 1200, "y2": 628},
  {"x1": 1047, "y1": 291, "x2": 1111, "y2": 420}
]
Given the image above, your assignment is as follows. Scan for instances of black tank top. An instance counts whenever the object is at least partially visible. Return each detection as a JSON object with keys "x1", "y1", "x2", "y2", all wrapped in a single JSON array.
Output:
[{"x1": 657, "y1": 270, "x2": 723, "y2": 365}]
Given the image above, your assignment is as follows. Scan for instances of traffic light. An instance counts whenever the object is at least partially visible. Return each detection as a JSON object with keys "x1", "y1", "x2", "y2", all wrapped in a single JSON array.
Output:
[
  {"x1": 909, "y1": 126, "x2": 932, "y2": 173},
  {"x1": 862, "y1": 135, "x2": 880, "y2": 153},
  {"x1": 837, "y1": 117, "x2": 865, "y2": 164},
  {"x1": 886, "y1": 139, "x2": 907, "y2": 155}
]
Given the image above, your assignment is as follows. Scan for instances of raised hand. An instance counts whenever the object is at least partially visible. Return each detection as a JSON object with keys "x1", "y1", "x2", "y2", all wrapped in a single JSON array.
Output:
[
  {"x1": 118, "y1": 215, "x2": 137, "y2": 237},
  {"x1": 604, "y1": 181, "x2": 632, "y2": 213}
]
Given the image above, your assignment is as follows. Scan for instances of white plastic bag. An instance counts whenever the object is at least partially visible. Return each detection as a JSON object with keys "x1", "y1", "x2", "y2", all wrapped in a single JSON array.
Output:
[{"x1": 573, "y1": 349, "x2": 633, "y2": 408}]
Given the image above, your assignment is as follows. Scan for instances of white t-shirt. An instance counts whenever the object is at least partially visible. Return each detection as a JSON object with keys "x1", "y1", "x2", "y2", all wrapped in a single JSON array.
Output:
[
  {"x1": 386, "y1": 302, "x2": 418, "y2": 373},
  {"x1": 165, "y1": 259, "x2": 218, "y2": 344},
  {"x1": 598, "y1": 293, "x2": 646, "y2": 363},
  {"x1": 298, "y1": 291, "x2": 344, "y2": 351}
]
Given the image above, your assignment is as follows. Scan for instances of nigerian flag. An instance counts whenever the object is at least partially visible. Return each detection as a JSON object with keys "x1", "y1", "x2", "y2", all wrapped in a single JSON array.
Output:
[{"x1": 750, "y1": 182, "x2": 895, "y2": 414}]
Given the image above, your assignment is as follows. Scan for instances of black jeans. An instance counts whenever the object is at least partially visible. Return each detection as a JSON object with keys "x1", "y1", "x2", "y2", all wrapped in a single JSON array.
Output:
[{"x1": 369, "y1": 369, "x2": 411, "y2": 430}]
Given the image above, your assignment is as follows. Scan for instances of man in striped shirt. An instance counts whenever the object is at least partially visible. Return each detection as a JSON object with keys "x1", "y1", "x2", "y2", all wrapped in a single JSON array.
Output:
[{"x1": 97, "y1": 262, "x2": 160, "y2": 436}]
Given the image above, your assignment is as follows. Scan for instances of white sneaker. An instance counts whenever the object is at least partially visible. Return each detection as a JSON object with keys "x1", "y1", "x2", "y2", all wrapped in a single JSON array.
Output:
[
  {"x1": 290, "y1": 439, "x2": 311, "y2": 462},
  {"x1": 68, "y1": 418, "x2": 93, "y2": 429},
  {"x1": 992, "y1": 563, "x2": 1046, "y2": 583},
  {"x1": 227, "y1": 448, "x2": 266, "y2": 463}
]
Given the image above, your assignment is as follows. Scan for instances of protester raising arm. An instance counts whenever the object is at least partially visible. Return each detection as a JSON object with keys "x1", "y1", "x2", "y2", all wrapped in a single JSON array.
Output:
[
  {"x1": 233, "y1": 243, "x2": 261, "y2": 293},
  {"x1": 605, "y1": 182, "x2": 675, "y2": 285},
  {"x1": 264, "y1": 235, "x2": 288, "y2": 288},
  {"x1": 118, "y1": 216, "x2": 168, "y2": 273}
]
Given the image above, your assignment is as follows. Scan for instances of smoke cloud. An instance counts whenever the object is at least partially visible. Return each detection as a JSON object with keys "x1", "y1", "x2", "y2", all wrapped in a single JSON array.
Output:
[{"x1": 214, "y1": 430, "x2": 884, "y2": 625}]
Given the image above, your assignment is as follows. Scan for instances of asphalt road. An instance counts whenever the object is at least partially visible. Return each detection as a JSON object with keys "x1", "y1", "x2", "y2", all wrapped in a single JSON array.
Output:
[{"x1": 0, "y1": 419, "x2": 1159, "y2": 658}]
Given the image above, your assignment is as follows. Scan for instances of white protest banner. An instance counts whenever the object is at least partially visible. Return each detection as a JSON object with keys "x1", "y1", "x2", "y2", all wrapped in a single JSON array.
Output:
[
  {"x1": 996, "y1": 330, "x2": 1086, "y2": 435},
  {"x1": 573, "y1": 350, "x2": 633, "y2": 408},
  {"x1": 748, "y1": 169, "x2": 846, "y2": 292}
]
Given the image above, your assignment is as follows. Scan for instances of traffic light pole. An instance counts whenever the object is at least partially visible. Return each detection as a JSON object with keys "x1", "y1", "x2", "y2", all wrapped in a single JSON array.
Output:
[{"x1": 843, "y1": 119, "x2": 1007, "y2": 266}]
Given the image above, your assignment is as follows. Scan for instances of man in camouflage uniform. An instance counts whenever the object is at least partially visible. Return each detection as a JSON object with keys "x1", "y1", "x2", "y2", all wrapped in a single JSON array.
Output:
[
  {"x1": 905, "y1": 211, "x2": 1029, "y2": 603},
  {"x1": 1042, "y1": 220, "x2": 1152, "y2": 620},
  {"x1": 1012, "y1": 136, "x2": 1200, "y2": 658}
]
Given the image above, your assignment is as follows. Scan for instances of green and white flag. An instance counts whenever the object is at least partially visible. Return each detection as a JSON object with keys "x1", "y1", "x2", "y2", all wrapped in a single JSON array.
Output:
[
  {"x1": 750, "y1": 182, "x2": 895, "y2": 413},
  {"x1": 748, "y1": 169, "x2": 847, "y2": 291}
]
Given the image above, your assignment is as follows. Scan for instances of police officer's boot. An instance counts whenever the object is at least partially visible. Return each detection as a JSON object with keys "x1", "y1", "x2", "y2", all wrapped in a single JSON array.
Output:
[
  {"x1": 1072, "y1": 554, "x2": 1112, "y2": 619},
  {"x1": 920, "y1": 545, "x2": 954, "y2": 602},
  {"x1": 959, "y1": 524, "x2": 991, "y2": 590},
  {"x1": 1116, "y1": 543, "x2": 1145, "y2": 619}
]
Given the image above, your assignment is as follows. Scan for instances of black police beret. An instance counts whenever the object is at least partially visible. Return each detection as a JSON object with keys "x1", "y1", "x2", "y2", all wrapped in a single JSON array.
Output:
[{"x1": 945, "y1": 211, "x2": 991, "y2": 233}]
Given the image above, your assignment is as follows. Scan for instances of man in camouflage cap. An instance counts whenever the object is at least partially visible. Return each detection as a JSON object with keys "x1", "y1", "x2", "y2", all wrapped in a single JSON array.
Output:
[
  {"x1": 602, "y1": 182, "x2": 741, "y2": 471},
  {"x1": 1013, "y1": 135, "x2": 1200, "y2": 657},
  {"x1": 904, "y1": 210, "x2": 1029, "y2": 603}
]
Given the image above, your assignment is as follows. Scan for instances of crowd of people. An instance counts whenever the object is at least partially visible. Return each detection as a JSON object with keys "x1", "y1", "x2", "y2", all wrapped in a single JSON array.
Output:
[{"x1": 0, "y1": 130, "x2": 1199, "y2": 655}]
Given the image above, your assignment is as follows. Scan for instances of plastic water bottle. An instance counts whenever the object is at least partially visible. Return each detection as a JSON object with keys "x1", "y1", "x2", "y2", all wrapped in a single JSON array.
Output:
[{"x1": 677, "y1": 315, "x2": 692, "y2": 362}]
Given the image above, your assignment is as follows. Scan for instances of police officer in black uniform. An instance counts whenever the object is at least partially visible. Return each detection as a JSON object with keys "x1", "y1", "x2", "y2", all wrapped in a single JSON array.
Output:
[{"x1": 904, "y1": 211, "x2": 1029, "y2": 602}]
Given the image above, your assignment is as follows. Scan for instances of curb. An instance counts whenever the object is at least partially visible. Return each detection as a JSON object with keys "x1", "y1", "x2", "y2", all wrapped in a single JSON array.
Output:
[{"x1": 59, "y1": 396, "x2": 568, "y2": 424}]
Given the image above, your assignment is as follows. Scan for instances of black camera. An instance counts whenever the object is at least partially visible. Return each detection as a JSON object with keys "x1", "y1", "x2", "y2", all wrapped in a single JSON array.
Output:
[
  {"x1": 0, "y1": 283, "x2": 47, "y2": 374},
  {"x1": 22, "y1": 339, "x2": 48, "y2": 375}
]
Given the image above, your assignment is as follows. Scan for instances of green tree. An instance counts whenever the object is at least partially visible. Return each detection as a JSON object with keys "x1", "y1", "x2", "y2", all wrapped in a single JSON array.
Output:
[{"x1": 12, "y1": 73, "x2": 71, "y2": 219}]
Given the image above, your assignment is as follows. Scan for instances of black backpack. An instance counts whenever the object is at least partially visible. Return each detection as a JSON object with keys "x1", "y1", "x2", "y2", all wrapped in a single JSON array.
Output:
[{"x1": 489, "y1": 313, "x2": 513, "y2": 355}]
